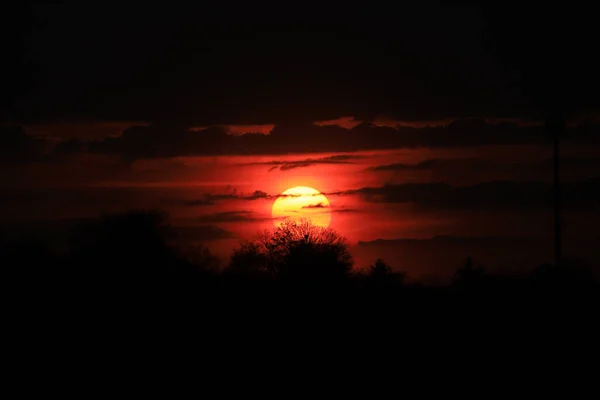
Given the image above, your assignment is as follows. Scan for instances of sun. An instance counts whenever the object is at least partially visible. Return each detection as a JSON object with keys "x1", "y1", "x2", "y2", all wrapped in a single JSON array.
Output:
[{"x1": 271, "y1": 186, "x2": 331, "y2": 227}]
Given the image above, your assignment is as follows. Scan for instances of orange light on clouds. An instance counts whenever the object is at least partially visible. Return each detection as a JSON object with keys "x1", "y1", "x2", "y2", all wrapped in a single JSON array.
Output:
[
  {"x1": 313, "y1": 116, "x2": 362, "y2": 129},
  {"x1": 221, "y1": 124, "x2": 275, "y2": 136},
  {"x1": 371, "y1": 115, "x2": 452, "y2": 129},
  {"x1": 188, "y1": 124, "x2": 274, "y2": 135}
]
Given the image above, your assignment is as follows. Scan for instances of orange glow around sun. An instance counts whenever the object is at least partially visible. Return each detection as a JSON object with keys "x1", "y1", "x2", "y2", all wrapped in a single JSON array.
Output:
[{"x1": 271, "y1": 186, "x2": 331, "y2": 227}]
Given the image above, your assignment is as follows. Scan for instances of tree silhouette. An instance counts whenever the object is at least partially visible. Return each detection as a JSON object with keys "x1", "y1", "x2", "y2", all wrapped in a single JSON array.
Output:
[
  {"x1": 530, "y1": 259, "x2": 596, "y2": 290},
  {"x1": 452, "y1": 257, "x2": 487, "y2": 289},
  {"x1": 227, "y1": 218, "x2": 353, "y2": 281},
  {"x1": 68, "y1": 210, "x2": 183, "y2": 285},
  {"x1": 228, "y1": 240, "x2": 271, "y2": 278},
  {"x1": 177, "y1": 244, "x2": 220, "y2": 274},
  {"x1": 363, "y1": 259, "x2": 406, "y2": 289},
  {"x1": 368, "y1": 259, "x2": 393, "y2": 278},
  {"x1": 1, "y1": 208, "x2": 596, "y2": 315}
]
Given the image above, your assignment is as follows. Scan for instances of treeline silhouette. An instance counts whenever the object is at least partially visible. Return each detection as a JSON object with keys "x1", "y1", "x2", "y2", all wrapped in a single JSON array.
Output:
[
  {"x1": 2, "y1": 210, "x2": 597, "y2": 308},
  {"x1": 3, "y1": 209, "x2": 600, "y2": 365}
]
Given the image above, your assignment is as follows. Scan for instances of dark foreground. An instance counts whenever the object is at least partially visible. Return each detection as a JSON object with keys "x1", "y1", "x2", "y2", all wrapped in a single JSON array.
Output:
[
  {"x1": 5, "y1": 263, "x2": 598, "y2": 332},
  {"x1": 2, "y1": 211, "x2": 599, "y2": 381},
  {"x1": 3, "y1": 263, "x2": 598, "y2": 390}
]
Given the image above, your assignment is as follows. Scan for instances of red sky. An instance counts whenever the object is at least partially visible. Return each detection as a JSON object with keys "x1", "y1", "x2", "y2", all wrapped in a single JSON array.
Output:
[{"x1": 4, "y1": 121, "x2": 600, "y2": 281}]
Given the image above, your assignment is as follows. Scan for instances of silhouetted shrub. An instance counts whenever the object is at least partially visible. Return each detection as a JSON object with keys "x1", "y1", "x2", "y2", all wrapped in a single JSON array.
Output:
[
  {"x1": 354, "y1": 259, "x2": 407, "y2": 291},
  {"x1": 529, "y1": 259, "x2": 597, "y2": 290},
  {"x1": 452, "y1": 257, "x2": 488, "y2": 289},
  {"x1": 227, "y1": 218, "x2": 353, "y2": 282},
  {"x1": 177, "y1": 244, "x2": 220, "y2": 273}
]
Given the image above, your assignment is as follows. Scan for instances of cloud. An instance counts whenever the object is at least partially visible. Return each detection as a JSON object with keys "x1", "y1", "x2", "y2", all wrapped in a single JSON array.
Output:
[
  {"x1": 346, "y1": 179, "x2": 600, "y2": 210},
  {"x1": 299, "y1": 203, "x2": 359, "y2": 213},
  {"x1": 313, "y1": 116, "x2": 362, "y2": 129},
  {"x1": 369, "y1": 157, "x2": 600, "y2": 185},
  {"x1": 190, "y1": 124, "x2": 275, "y2": 136},
  {"x1": 70, "y1": 118, "x2": 599, "y2": 161},
  {"x1": 371, "y1": 116, "x2": 454, "y2": 128},
  {"x1": 183, "y1": 189, "x2": 331, "y2": 206},
  {"x1": 90, "y1": 124, "x2": 232, "y2": 162},
  {"x1": 160, "y1": 177, "x2": 600, "y2": 214},
  {"x1": 370, "y1": 116, "x2": 542, "y2": 129},
  {"x1": 183, "y1": 190, "x2": 270, "y2": 205},
  {"x1": 370, "y1": 157, "x2": 600, "y2": 172},
  {"x1": 179, "y1": 199, "x2": 217, "y2": 207},
  {"x1": 51, "y1": 139, "x2": 88, "y2": 157},
  {"x1": 61, "y1": 175, "x2": 600, "y2": 220},
  {"x1": 275, "y1": 164, "x2": 308, "y2": 171},
  {"x1": 245, "y1": 190, "x2": 270, "y2": 200},
  {"x1": 370, "y1": 158, "x2": 473, "y2": 171},
  {"x1": 24, "y1": 120, "x2": 149, "y2": 140},
  {"x1": 196, "y1": 210, "x2": 274, "y2": 223},
  {"x1": 0, "y1": 125, "x2": 51, "y2": 165},
  {"x1": 302, "y1": 202, "x2": 329, "y2": 209},
  {"x1": 257, "y1": 154, "x2": 362, "y2": 172},
  {"x1": 220, "y1": 124, "x2": 274, "y2": 136}
]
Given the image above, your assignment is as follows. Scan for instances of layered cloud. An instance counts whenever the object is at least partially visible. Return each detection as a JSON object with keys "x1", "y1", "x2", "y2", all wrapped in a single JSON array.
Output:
[
  {"x1": 170, "y1": 178, "x2": 600, "y2": 214},
  {"x1": 5, "y1": 118, "x2": 599, "y2": 163},
  {"x1": 346, "y1": 179, "x2": 600, "y2": 210},
  {"x1": 189, "y1": 124, "x2": 274, "y2": 136},
  {"x1": 180, "y1": 189, "x2": 345, "y2": 208},
  {"x1": 249, "y1": 154, "x2": 362, "y2": 172},
  {"x1": 313, "y1": 116, "x2": 362, "y2": 129},
  {"x1": 91, "y1": 119, "x2": 553, "y2": 161},
  {"x1": 369, "y1": 156, "x2": 600, "y2": 184},
  {"x1": 370, "y1": 157, "x2": 600, "y2": 173},
  {"x1": 302, "y1": 203, "x2": 328, "y2": 209},
  {"x1": 0, "y1": 125, "x2": 51, "y2": 165}
]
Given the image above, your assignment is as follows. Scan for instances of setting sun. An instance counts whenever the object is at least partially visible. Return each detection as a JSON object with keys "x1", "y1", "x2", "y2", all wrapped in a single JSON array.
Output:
[{"x1": 271, "y1": 186, "x2": 331, "y2": 227}]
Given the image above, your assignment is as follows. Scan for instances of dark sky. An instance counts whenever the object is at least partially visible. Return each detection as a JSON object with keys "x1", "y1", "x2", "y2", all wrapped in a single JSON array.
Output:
[{"x1": 5, "y1": 2, "x2": 598, "y2": 126}]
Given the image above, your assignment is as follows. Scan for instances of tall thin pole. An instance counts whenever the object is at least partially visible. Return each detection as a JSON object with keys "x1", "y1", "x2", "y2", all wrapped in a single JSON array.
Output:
[
  {"x1": 548, "y1": 110, "x2": 563, "y2": 268},
  {"x1": 553, "y1": 133, "x2": 561, "y2": 267}
]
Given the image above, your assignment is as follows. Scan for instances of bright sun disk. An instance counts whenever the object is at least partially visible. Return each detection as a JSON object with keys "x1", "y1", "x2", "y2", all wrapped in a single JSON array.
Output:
[{"x1": 271, "y1": 186, "x2": 331, "y2": 227}]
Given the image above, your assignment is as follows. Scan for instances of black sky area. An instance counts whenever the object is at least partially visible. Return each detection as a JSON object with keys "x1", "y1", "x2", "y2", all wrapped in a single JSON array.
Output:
[{"x1": 3, "y1": 2, "x2": 599, "y2": 127}]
